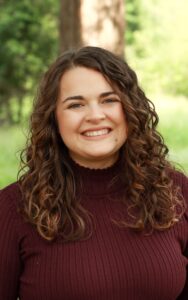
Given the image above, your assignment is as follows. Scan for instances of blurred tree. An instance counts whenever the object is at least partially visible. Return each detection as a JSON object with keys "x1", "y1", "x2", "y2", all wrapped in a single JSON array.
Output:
[
  {"x1": 0, "y1": 0, "x2": 59, "y2": 124},
  {"x1": 1, "y1": 0, "x2": 125, "y2": 125},
  {"x1": 59, "y1": 0, "x2": 82, "y2": 52},
  {"x1": 59, "y1": 0, "x2": 125, "y2": 57},
  {"x1": 126, "y1": 0, "x2": 188, "y2": 97}
]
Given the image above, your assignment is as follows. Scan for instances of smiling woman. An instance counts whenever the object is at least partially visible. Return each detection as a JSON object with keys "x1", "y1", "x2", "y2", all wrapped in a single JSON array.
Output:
[
  {"x1": 56, "y1": 66, "x2": 127, "y2": 169},
  {"x1": 0, "y1": 46, "x2": 188, "y2": 300}
]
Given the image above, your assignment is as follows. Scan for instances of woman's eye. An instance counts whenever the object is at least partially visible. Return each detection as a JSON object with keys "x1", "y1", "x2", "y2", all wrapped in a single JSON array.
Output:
[
  {"x1": 67, "y1": 103, "x2": 83, "y2": 109},
  {"x1": 103, "y1": 98, "x2": 119, "y2": 104}
]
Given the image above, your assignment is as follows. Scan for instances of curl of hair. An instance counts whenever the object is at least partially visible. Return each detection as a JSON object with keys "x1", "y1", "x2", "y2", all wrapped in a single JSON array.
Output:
[{"x1": 18, "y1": 46, "x2": 185, "y2": 241}]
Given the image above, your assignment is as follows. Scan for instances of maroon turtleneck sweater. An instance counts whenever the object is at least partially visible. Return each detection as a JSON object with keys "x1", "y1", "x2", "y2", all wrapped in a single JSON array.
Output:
[{"x1": 0, "y1": 161, "x2": 188, "y2": 300}]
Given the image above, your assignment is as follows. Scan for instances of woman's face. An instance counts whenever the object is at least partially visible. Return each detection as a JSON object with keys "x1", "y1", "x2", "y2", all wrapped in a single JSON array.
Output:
[{"x1": 56, "y1": 66, "x2": 127, "y2": 169}]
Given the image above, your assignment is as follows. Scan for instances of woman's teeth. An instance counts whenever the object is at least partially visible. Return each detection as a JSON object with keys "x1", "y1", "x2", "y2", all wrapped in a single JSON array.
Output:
[{"x1": 83, "y1": 129, "x2": 110, "y2": 137}]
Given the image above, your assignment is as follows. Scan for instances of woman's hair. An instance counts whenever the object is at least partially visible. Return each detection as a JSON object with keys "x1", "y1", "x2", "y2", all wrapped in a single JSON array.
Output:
[{"x1": 19, "y1": 46, "x2": 185, "y2": 241}]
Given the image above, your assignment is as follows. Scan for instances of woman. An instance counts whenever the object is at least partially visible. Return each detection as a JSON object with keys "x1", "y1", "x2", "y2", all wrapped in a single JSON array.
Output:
[{"x1": 0, "y1": 46, "x2": 187, "y2": 300}]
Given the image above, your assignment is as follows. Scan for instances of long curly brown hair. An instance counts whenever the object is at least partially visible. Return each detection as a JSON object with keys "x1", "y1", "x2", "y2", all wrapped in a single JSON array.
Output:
[{"x1": 19, "y1": 46, "x2": 185, "y2": 241}]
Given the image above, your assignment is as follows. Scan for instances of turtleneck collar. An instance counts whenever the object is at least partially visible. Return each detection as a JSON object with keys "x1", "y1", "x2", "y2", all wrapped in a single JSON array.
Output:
[{"x1": 69, "y1": 157, "x2": 126, "y2": 197}]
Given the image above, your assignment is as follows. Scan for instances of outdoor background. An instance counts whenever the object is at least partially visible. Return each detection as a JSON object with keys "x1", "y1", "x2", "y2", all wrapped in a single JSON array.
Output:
[{"x1": 0, "y1": 0, "x2": 188, "y2": 188}]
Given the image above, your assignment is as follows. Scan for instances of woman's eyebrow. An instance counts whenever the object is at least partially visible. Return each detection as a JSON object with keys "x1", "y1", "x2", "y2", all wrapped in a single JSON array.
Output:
[
  {"x1": 100, "y1": 91, "x2": 118, "y2": 98},
  {"x1": 63, "y1": 95, "x2": 84, "y2": 103}
]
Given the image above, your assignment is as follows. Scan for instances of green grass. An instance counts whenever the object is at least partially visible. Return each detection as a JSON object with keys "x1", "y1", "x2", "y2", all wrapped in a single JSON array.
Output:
[
  {"x1": 153, "y1": 95, "x2": 188, "y2": 174},
  {"x1": 0, "y1": 126, "x2": 27, "y2": 188},
  {"x1": 0, "y1": 95, "x2": 188, "y2": 189}
]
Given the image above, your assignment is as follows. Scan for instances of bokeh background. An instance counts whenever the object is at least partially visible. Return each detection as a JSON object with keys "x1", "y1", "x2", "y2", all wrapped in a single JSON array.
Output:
[{"x1": 0, "y1": 0, "x2": 188, "y2": 188}]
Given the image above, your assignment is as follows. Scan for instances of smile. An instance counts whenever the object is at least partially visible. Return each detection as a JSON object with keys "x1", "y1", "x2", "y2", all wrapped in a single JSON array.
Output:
[{"x1": 83, "y1": 129, "x2": 111, "y2": 137}]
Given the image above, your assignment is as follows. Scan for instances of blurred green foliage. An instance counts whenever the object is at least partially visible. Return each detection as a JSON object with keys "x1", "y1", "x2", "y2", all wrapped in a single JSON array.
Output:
[
  {"x1": 126, "y1": 0, "x2": 141, "y2": 45},
  {"x1": 0, "y1": 126, "x2": 25, "y2": 188},
  {"x1": 126, "y1": 0, "x2": 188, "y2": 97},
  {"x1": 154, "y1": 95, "x2": 188, "y2": 173},
  {"x1": 0, "y1": 0, "x2": 59, "y2": 124}
]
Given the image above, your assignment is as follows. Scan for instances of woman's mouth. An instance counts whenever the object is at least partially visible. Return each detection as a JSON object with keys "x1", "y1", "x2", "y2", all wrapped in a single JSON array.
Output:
[{"x1": 82, "y1": 128, "x2": 111, "y2": 137}]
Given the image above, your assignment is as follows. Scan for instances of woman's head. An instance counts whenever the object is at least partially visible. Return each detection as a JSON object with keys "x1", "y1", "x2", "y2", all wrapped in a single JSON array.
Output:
[{"x1": 31, "y1": 46, "x2": 158, "y2": 164}]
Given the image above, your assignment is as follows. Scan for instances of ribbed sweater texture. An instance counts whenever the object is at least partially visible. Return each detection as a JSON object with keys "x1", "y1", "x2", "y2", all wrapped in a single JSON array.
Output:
[{"x1": 0, "y1": 161, "x2": 188, "y2": 300}]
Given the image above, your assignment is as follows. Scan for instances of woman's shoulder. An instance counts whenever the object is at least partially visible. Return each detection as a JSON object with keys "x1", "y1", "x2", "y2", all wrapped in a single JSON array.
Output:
[
  {"x1": 0, "y1": 182, "x2": 22, "y2": 212},
  {"x1": 0, "y1": 181, "x2": 21, "y2": 196},
  {"x1": 169, "y1": 169, "x2": 188, "y2": 199},
  {"x1": 169, "y1": 170, "x2": 188, "y2": 225}
]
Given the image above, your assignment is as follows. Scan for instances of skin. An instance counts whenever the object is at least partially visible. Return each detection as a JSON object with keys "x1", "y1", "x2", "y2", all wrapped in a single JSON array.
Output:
[{"x1": 56, "y1": 66, "x2": 128, "y2": 169}]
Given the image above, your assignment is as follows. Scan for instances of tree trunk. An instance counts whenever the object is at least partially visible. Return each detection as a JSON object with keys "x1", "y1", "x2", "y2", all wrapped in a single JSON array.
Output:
[
  {"x1": 59, "y1": 0, "x2": 125, "y2": 57},
  {"x1": 59, "y1": 0, "x2": 82, "y2": 52},
  {"x1": 81, "y1": 0, "x2": 125, "y2": 57}
]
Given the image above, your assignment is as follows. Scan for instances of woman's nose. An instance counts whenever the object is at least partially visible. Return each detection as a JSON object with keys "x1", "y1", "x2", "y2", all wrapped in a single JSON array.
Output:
[{"x1": 85, "y1": 104, "x2": 106, "y2": 123}]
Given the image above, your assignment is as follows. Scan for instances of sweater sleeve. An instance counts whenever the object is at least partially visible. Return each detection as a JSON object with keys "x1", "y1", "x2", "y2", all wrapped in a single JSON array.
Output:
[
  {"x1": 0, "y1": 184, "x2": 22, "y2": 300},
  {"x1": 176, "y1": 172, "x2": 188, "y2": 300}
]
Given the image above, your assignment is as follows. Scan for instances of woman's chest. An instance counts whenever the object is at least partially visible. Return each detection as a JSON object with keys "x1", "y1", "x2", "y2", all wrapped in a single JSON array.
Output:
[{"x1": 19, "y1": 218, "x2": 187, "y2": 300}]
